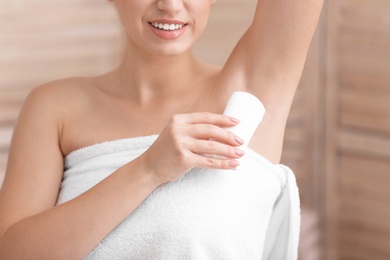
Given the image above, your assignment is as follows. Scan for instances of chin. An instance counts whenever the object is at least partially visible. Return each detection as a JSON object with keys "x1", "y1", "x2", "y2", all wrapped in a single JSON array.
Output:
[{"x1": 149, "y1": 43, "x2": 192, "y2": 57}]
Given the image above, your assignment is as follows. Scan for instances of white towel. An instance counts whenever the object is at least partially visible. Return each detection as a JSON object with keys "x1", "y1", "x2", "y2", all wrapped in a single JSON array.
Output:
[{"x1": 57, "y1": 135, "x2": 300, "y2": 260}]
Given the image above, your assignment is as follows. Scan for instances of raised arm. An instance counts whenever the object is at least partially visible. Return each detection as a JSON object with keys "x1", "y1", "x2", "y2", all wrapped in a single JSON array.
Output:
[
  {"x1": 218, "y1": 0, "x2": 324, "y2": 162},
  {"x1": 222, "y1": 0, "x2": 324, "y2": 100}
]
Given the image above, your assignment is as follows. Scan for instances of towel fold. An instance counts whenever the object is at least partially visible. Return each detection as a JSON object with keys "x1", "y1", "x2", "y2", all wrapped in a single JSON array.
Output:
[{"x1": 57, "y1": 135, "x2": 300, "y2": 260}]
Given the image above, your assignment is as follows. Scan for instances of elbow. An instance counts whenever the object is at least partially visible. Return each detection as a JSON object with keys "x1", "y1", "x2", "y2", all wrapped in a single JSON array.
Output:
[
  {"x1": 0, "y1": 226, "x2": 23, "y2": 260},
  {"x1": 0, "y1": 233, "x2": 11, "y2": 260},
  {"x1": 0, "y1": 225, "x2": 83, "y2": 260}
]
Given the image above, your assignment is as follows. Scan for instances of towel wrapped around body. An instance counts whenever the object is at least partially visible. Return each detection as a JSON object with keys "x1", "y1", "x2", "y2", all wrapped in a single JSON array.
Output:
[{"x1": 57, "y1": 135, "x2": 300, "y2": 260}]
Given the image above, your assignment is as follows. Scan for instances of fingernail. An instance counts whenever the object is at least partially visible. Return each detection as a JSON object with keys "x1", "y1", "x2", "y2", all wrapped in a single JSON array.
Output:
[
  {"x1": 235, "y1": 148, "x2": 245, "y2": 156},
  {"x1": 230, "y1": 117, "x2": 240, "y2": 124},
  {"x1": 229, "y1": 160, "x2": 240, "y2": 168},
  {"x1": 235, "y1": 135, "x2": 244, "y2": 145}
]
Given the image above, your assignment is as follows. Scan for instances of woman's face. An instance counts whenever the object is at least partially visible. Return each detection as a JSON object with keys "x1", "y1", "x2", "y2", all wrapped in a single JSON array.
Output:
[{"x1": 113, "y1": 0, "x2": 215, "y2": 57}]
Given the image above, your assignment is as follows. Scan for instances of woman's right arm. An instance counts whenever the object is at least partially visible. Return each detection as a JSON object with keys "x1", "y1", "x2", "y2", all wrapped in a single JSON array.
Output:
[
  {"x1": 0, "y1": 86, "x2": 162, "y2": 259},
  {"x1": 0, "y1": 85, "x2": 243, "y2": 259}
]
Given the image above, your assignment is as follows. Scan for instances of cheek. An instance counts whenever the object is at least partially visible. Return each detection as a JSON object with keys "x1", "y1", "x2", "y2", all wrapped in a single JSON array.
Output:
[
  {"x1": 192, "y1": 3, "x2": 213, "y2": 33},
  {"x1": 115, "y1": 2, "x2": 145, "y2": 33},
  {"x1": 114, "y1": 1, "x2": 146, "y2": 22}
]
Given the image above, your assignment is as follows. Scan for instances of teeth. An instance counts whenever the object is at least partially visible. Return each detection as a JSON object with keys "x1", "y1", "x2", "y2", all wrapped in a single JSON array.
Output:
[{"x1": 151, "y1": 22, "x2": 184, "y2": 31}]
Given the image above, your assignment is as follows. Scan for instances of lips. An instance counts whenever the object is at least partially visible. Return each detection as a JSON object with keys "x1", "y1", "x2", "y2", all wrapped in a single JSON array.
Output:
[
  {"x1": 148, "y1": 20, "x2": 187, "y2": 40},
  {"x1": 150, "y1": 22, "x2": 185, "y2": 31}
]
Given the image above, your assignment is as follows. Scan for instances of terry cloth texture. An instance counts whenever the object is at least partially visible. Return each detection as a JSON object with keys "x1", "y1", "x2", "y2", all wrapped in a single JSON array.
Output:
[{"x1": 57, "y1": 135, "x2": 300, "y2": 260}]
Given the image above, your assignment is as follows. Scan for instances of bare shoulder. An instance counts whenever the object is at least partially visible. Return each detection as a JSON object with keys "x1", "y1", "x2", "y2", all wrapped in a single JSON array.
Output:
[
  {"x1": 23, "y1": 77, "x2": 96, "y2": 129},
  {"x1": 26, "y1": 77, "x2": 94, "y2": 113},
  {"x1": 16, "y1": 77, "x2": 98, "y2": 156},
  {"x1": 0, "y1": 77, "x2": 92, "y2": 233},
  {"x1": 0, "y1": 77, "x2": 95, "y2": 230}
]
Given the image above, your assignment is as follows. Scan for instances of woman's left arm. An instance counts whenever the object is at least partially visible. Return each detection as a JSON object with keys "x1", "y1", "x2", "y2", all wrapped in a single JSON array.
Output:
[
  {"x1": 221, "y1": 0, "x2": 324, "y2": 104},
  {"x1": 218, "y1": 0, "x2": 323, "y2": 162}
]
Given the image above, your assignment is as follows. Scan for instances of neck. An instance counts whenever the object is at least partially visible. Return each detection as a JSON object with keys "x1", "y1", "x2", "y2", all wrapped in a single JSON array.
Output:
[{"x1": 109, "y1": 42, "x2": 206, "y2": 105}]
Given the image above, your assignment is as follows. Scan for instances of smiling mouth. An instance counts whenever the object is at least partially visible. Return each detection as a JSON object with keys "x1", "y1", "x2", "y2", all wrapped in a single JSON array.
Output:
[{"x1": 149, "y1": 22, "x2": 186, "y2": 31}]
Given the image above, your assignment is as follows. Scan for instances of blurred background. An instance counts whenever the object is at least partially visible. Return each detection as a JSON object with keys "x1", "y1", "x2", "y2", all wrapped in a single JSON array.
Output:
[{"x1": 0, "y1": 0, "x2": 389, "y2": 259}]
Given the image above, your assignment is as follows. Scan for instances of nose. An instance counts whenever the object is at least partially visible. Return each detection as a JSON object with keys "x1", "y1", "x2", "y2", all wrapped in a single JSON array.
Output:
[{"x1": 157, "y1": 0, "x2": 184, "y2": 14}]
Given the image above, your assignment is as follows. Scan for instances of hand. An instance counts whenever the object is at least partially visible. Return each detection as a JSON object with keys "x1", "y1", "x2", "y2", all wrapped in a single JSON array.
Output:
[{"x1": 138, "y1": 112, "x2": 245, "y2": 185}]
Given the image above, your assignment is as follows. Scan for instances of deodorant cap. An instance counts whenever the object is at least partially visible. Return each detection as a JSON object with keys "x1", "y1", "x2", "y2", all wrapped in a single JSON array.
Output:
[{"x1": 223, "y1": 92, "x2": 265, "y2": 148}]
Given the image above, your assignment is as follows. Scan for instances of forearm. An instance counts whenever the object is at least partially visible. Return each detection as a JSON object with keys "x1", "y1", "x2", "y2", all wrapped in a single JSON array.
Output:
[{"x1": 0, "y1": 157, "x2": 159, "y2": 260}]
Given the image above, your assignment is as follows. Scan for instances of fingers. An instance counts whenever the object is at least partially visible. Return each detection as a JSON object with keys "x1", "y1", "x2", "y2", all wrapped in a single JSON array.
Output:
[
  {"x1": 192, "y1": 153, "x2": 241, "y2": 170},
  {"x1": 167, "y1": 112, "x2": 245, "y2": 147},
  {"x1": 172, "y1": 112, "x2": 239, "y2": 127},
  {"x1": 168, "y1": 112, "x2": 245, "y2": 163},
  {"x1": 187, "y1": 124, "x2": 244, "y2": 146},
  {"x1": 192, "y1": 140, "x2": 245, "y2": 159},
  {"x1": 151, "y1": 112, "x2": 245, "y2": 177}
]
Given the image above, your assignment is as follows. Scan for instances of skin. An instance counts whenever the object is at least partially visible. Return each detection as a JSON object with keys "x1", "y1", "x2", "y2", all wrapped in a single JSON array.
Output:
[{"x1": 0, "y1": 0, "x2": 323, "y2": 259}]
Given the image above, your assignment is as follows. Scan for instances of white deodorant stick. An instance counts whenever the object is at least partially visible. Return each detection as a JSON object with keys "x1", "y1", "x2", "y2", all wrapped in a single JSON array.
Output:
[{"x1": 223, "y1": 92, "x2": 266, "y2": 148}]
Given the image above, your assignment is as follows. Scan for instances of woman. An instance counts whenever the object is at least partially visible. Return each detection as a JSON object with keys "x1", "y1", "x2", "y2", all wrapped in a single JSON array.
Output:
[{"x1": 0, "y1": 0, "x2": 323, "y2": 259}]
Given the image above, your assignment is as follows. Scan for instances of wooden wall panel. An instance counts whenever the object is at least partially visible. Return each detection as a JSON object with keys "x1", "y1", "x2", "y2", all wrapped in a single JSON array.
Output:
[
  {"x1": 326, "y1": 0, "x2": 390, "y2": 259},
  {"x1": 0, "y1": 0, "x2": 123, "y2": 187}
]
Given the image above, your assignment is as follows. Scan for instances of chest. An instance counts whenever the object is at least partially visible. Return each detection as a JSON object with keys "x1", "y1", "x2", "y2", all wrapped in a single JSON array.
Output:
[{"x1": 60, "y1": 91, "x2": 227, "y2": 156}]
